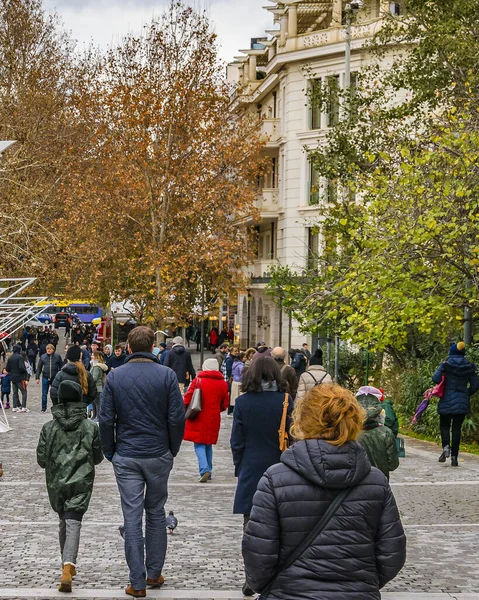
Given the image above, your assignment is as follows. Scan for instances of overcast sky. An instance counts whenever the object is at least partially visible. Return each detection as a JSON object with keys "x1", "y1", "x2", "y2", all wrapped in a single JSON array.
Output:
[{"x1": 43, "y1": 0, "x2": 273, "y2": 63}]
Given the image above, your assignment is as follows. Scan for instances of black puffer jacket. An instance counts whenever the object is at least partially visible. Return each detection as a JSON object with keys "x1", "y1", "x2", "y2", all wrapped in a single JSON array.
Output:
[
  {"x1": 242, "y1": 439, "x2": 406, "y2": 600},
  {"x1": 50, "y1": 362, "x2": 97, "y2": 406}
]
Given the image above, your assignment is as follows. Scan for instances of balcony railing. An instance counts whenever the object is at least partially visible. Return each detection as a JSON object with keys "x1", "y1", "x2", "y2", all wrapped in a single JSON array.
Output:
[
  {"x1": 256, "y1": 188, "x2": 280, "y2": 213},
  {"x1": 250, "y1": 259, "x2": 275, "y2": 279}
]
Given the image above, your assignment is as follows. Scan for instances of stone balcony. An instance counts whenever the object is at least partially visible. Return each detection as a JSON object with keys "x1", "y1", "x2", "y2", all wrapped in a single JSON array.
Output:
[
  {"x1": 261, "y1": 118, "x2": 281, "y2": 146},
  {"x1": 250, "y1": 258, "x2": 275, "y2": 280},
  {"x1": 256, "y1": 188, "x2": 280, "y2": 214}
]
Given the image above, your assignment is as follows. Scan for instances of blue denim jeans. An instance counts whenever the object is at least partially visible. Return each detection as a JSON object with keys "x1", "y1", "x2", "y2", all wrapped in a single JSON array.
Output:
[
  {"x1": 41, "y1": 377, "x2": 51, "y2": 411},
  {"x1": 194, "y1": 443, "x2": 213, "y2": 476},
  {"x1": 112, "y1": 453, "x2": 173, "y2": 590}
]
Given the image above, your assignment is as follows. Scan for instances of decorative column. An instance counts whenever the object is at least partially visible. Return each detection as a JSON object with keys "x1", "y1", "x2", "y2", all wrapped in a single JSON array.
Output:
[
  {"x1": 249, "y1": 54, "x2": 257, "y2": 82},
  {"x1": 280, "y1": 14, "x2": 288, "y2": 46},
  {"x1": 288, "y1": 4, "x2": 298, "y2": 37},
  {"x1": 332, "y1": 0, "x2": 342, "y2": 25}
]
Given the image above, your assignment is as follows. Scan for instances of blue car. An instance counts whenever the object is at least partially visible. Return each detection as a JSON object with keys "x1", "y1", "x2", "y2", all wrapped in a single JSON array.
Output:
[{"x1": 37, "y1": 313, "x2": 54, "y2": 324}]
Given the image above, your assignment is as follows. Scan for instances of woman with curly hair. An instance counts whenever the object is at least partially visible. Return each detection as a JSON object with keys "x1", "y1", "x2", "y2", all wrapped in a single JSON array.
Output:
[{"x1": 242, "y1": 384, "x2": 406, "y2": 600}]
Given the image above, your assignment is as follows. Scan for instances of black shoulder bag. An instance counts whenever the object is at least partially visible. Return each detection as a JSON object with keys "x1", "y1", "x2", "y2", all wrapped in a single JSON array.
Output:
[{"x1": 258, "y1": 486, "x2": 352, "y2": 599}]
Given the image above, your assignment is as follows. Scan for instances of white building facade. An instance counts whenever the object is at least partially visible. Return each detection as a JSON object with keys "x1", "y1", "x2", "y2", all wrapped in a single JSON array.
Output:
[{"x1": 228, "y1": 0, "x2": 399, "y2": 350}]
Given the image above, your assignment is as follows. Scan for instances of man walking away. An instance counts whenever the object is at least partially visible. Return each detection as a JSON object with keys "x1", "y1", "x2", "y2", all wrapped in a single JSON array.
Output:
[
  {"x1": 163, "y1": 336, "x2": 196, "y2": 394},
  {"x1": 36, "y1": 344, "x2": 64, "y2": 413},
  {"x1": 6, "y1": 345, "x2": 28, "y2": 412},
  {"x1": 99, "y1": 327, "x2": 185, "y2": 598},
  {"x1": 271, "y1": 347, "x2": 298, "y2": 399}
]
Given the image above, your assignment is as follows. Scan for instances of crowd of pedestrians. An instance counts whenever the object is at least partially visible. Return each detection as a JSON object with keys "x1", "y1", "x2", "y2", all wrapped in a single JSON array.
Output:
[{"x1": 3, "y1": 322, "x2": 476, "y2": 599}]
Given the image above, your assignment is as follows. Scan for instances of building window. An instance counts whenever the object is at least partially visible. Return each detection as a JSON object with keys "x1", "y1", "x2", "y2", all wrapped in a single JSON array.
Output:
[
  {"x1": 307, "y1": 228, "x2": 319, "y2": 271},
  {"x1": 390, "y1": 2, "x2": 401, "y2": 15},
  {"x1": 326, "y1": 179, "x2": 337, "y2": 204},
  {"x1": 309, "y1": 162, "x2": 320, "y2": 205},
  {"x1": 310, "y1": 79, "x2": 322, "y2": 130},
  {"x1": 326, "y1": 75, "x2": 340, "y2": 127}
]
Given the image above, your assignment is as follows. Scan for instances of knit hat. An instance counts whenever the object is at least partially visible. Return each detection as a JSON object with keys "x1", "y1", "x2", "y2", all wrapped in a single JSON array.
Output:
[
  {"x1": 159, "y1": 342, "x2": 167, "y2": 349},
  {"x1": 449, "y1": 342, "x2": 466, "y2": 356},
  {"x1": 202, "y1": 358, "x2": 219, "y2": 371},
  {"x1": 172, "y1": 336, "x2": 184, "y2": 346},
  {"x1": 58, "y1": 380, "x2": 83, "y2": 404},
  {"x1": 66, "y1": 345, "x2": 82, "y2": 362},
  {"x1": 356, "y1": 386, "x2": 383, "y2": 400},
  {"x1": 310, "y1": 348, "x2": 323, "y2": 366}
]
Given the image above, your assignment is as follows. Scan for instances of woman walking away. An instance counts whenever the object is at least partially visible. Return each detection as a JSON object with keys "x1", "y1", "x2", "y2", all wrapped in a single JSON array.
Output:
[
  {"x1": 37, "y1": 380, "x2": 103, "y2": 592},
  {"x1": 50, "y1": 345, "x2": 97, "y2": 407},
  {"x1": 242, "y1": 384, "x2": 406, "y2": 600},
  {"x1": 231, "y1": 356, "x2": 294, "y2": 596},
  {"x1": 432, "y1": 342, "x2": 479, "y2": 466},
  {"x1": 183, "y1": 358, "x2": 229, "y2": 482},
  {"x1": 90, "y1": 351, "x2": 108, "y2": 421},
  {"x1": 296, "y1": 348, "x2": 332, "y2": 400},
  {"x1": 230, "y1": 352, "x2": 245, "y2": 408},
  {"x1": 356, "y1": 389, "x2": 399, "y2": 480}
]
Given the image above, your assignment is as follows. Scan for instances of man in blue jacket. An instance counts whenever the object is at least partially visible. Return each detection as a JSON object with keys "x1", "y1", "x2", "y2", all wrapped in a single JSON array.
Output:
[{"x1": 99, "y1": 326, "x2": 185, "y2": 598}]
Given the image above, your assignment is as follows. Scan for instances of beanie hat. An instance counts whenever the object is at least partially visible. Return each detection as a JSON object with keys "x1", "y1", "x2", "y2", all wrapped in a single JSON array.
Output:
[
  {"x1": 449, "y1": 342, "x2": 466, "y2": 356},
  {"x1": 172, "y1": 336, "x2": 184, "y2": 346},
  {"x1": 66, "y1": 345, "x2": 82, "y2": 362},
  {"x1": 159, "y1": 342, "x2": 167, "y2": 349},
  {"x1": 58, "y1": 380, "x2": 83, "y2": 404},
  {"x1": 356, "y1": 386, "x2": 383, "y2": 400},
  {"x1": 202, "y1": 358, "x2": 219, "y2": 372},
  {"x1": 310, "y1": 348, "x2": 323, "y2": 366}
]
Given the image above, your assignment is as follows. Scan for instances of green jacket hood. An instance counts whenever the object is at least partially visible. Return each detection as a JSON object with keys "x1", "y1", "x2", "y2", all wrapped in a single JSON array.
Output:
[
  {"x1": 357, "y1": 394, "x2": 383, "y2": 427},
  {"x1": 52, "y1": 402, "x2": 88, "y2": 431}
]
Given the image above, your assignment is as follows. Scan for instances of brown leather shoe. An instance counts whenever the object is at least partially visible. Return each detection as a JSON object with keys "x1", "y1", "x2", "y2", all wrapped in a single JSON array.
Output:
[
  {"x1": 58, "y1": 563, "x2": 76, "y2": 593},
  {"x1": 146, "y1": 575, "x2": 165, "y2": 588},
  {"x1": 125, "y1": 584, "x2": 146, "y2": 598}
]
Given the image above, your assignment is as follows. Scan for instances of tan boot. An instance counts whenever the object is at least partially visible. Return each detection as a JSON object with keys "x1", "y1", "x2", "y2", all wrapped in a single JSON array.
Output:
[{"x1": 58, "y1": 563, "x2": 75, "y2": 593}]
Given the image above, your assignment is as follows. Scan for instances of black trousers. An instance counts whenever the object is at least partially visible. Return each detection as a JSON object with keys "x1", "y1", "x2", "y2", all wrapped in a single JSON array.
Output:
[{"x1": 439, "y1": 414, "x2": 466, "y2": 458}]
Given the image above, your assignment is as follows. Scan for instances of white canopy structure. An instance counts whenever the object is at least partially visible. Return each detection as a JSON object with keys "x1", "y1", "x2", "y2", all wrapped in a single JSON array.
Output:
[{"x1": 0, "y1": 278, "x2": 51, "y2": 433}]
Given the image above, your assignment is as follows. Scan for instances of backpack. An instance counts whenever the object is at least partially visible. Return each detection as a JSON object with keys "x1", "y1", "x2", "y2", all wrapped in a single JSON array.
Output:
[
  {"x1": 24, "y1": 360, "x2": 33, "y2": 377},
  {"x1": 307, "y1": 370, "x2": 329, "y2": 387}
]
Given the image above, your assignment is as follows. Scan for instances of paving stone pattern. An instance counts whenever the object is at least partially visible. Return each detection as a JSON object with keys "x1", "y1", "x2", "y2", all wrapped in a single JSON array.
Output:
[{"x1": 0, "y1": 342, "x2": 479, "y2": 597}]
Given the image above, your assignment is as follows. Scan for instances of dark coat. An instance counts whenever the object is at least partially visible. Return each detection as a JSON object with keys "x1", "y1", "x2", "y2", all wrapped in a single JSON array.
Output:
[
  {"x1": 231, "y1": 390, "x2": 293, "y2": 515},
  {"x1": 37, "y1": 398, "x2": 103, "y2": 515},
  {"x1": 5, "y1": 346, "x2": 27, "y2": 383},
  {"x1": 36, "y1": 352, "x2": 64, "y2": 380},
  {"x1": 99, "y1": 352, "x2": 185, "y2": 459},
  {"x1": 107, "y1": 353, "x2": 126, "y2": 370},
  {"x1": 291, "y1": 351, "x2": 307, "y2": 380},
  {"x1": 1, "y1": 373, "x2": 11, "y2": 393},
  {"x1": 50, "y1": 363, "x2": 97, "y2": 406},
  {"x1": 163, "y1": 345, "x2": 196, "y2": 384},
  {"x1": 183, "y1": 371, "x2": 229, "y2": 445},
  {"x1": 432, "y1": 356, "x2": 479, "y2": 415},
  {"x1": 242, "y1": 439, "x2": 406, "y2": 600}
]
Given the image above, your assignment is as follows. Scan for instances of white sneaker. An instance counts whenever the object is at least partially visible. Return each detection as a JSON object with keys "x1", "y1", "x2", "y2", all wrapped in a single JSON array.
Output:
[
  {"x1": 12, "y1": 407, "x2": 18, "y2": 412},
  {"x1": 21, "y1": 408, "x2": 29, "y2": 413}
]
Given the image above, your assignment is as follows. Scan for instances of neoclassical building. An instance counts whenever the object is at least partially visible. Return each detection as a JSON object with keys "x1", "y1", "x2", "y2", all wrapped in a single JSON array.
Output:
[{"x1": 227, "y1": 0, "x2": 399, "y2": 350}]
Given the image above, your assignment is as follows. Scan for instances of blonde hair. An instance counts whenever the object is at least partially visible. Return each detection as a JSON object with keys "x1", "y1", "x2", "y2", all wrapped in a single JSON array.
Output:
[
  {"x1": 291, "y1": 384, "x2": 363, "y2": 446},
  {"x1": 74, "y1": 361, "x2": 89, "y2": 396},
  {"x1": 92, "y1": 350, "x2": 105, "y2": 364}
]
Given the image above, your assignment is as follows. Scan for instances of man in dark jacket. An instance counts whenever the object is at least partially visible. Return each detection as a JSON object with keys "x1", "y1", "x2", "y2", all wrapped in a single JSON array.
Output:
[
  {"x1": 432, "y1": 341, "x2": 479, "y2": 466},
  {"x1": 36, "y1": 344, "x2": 64, "y2": 412},
  {"x1": 290, "y1": 348, "x2": 307, "y2": 381},
  {"x1": 107, "y1": 344, "x2": 126, "y2": 370},
  {"x1": 271, "y1": 346, "x2": 298, "y2": 399},
  {"x1": 163, "y1": 336, "x2": 196, "y2": 394},
  {"x1": 99, "y1": 326, "x2": 185, "y2": 597},
  {"x1": 5, "y1": 344, "x2": 27, "y2": 412}
]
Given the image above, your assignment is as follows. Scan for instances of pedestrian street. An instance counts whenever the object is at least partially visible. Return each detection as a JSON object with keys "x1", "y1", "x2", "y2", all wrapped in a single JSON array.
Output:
[{"x1": 0, "y1": 353, "x2": 478, "y2": 600}]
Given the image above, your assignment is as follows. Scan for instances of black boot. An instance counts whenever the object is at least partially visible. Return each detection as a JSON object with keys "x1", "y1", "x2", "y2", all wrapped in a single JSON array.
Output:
[
  {"x1": 242, "y1": 581, "x2": 255, "y2": 597},
  {"x1": 438, "y1": 445, "x2": 450, "y2": 463},
  {"x1": 451, "y1": 456, "x2": 459, "y2": 467}
]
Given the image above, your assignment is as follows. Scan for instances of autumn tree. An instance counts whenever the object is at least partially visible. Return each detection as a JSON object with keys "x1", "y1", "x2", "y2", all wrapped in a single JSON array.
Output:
[
  {"x1": 61, "y1": 1, "x2": 263, "y2": 326},
  {"x1": 0, "y1": 0, "x2": 80, "y2": 282}
]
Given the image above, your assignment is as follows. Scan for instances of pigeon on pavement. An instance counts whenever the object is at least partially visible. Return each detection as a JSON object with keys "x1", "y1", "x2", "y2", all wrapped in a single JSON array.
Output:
[{"x1": 166, "y1": 510, "x2": 178, "y2": 534}]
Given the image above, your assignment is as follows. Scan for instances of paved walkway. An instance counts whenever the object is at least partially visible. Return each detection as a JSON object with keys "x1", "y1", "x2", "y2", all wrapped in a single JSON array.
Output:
[{"x1": 0, "y1": 341, "x2": 479, "y2": 599}]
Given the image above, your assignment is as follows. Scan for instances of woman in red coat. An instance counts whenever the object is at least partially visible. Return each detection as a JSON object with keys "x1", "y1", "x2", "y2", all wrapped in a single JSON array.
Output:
[{"x1": 184, "y1": 358, "x2": 229, "y2": 482}]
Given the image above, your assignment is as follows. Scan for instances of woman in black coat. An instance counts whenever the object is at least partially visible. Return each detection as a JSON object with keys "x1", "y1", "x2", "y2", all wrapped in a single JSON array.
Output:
[
  {"x1": 242, "y1": 383, "x2": 406, "y2": 600},
  {"x1": 231, "y1": 356, "x2": 294, "y2": 596},
  {"x1": 50, "y1": 345, "x2": 96, "y2": 407}
]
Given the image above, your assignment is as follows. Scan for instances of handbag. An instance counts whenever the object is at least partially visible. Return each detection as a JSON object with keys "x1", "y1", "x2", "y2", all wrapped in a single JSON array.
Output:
[
  {"x1": 185, "y1": 378, "x2": 202, "y2": 420},
  {"x1": 258, "y1": 486, "x2": 352, "y2": 599},
  {"x1": 278, "y1": 393, "x2": 290, "y2": 452},
  {"x1": 431, "y1": 375, "x2": 445, "y2": 398}
]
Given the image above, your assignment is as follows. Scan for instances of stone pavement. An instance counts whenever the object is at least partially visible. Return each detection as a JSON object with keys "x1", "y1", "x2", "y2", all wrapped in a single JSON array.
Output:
[{"x1": 0, "y1": 342, "x2": 479, "y2": 599}]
